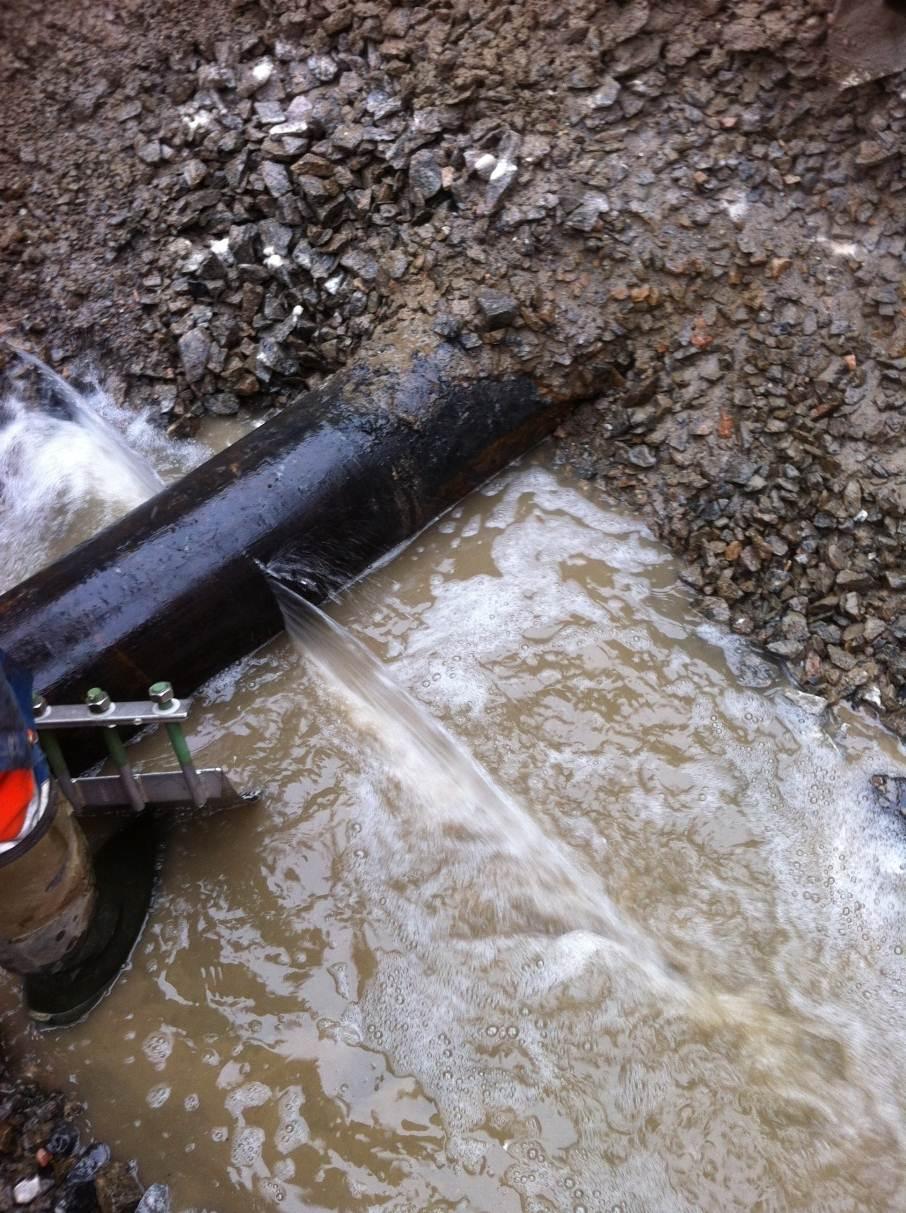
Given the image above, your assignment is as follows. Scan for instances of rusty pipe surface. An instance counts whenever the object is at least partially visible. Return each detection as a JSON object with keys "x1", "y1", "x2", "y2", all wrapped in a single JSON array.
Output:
[{"x1": 0, "y1": 348, "x2": 576, "y2": 708}]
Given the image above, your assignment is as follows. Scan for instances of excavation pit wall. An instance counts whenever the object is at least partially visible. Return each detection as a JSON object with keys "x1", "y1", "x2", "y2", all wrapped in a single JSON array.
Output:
[{"x1": 3, "y1": 0, "x2": 906, "y2": 736}]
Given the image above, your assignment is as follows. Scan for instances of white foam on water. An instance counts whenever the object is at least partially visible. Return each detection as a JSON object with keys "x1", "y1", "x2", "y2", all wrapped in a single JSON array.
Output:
[
  {"x1": 0, "y1": 354, "x2": 204, "y2": 589},
  {"x1": 310, "y1": 464, "x2": 906, "y2": 1208}
]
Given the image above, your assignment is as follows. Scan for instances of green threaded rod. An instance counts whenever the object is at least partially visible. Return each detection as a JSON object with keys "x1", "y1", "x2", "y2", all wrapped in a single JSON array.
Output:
[
  {"x1": 86, "y1": 688, "x2": 146, "y2": 814},
  {"x1": 149, "y1": 682, "x2": 207, "y2": 809},
  {"x1": 165, "y1": 722, "x2": 206, "y2": 809},
  {"x1": 31, "y1": 696, "x2": 84, "y2": 811}
]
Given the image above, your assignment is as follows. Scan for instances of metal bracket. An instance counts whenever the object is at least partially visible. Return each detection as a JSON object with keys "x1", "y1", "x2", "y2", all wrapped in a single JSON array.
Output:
[
  {"x1": 71, "y1": 770, "x2": 256, "y2": 817},
  {"x1": 33, "y1": 701, "x2": 190, "y2": 728},
  {"x1": 33, "y1": 682, "x2": 258, "y2": 818}
]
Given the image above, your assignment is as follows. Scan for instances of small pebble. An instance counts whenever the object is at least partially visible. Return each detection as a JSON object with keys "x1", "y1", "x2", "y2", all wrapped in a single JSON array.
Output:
[
  {"x1": 136, "y1": 1183, "x2": 172, "y2": 1213},
  {"x1": 14, "y1": 1175, "x2": 50, "y2": 1204}
]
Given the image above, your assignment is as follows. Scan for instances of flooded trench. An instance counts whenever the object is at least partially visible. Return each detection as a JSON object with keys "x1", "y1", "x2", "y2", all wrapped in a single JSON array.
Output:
[{"x1": 3, "y1": 455, "x2": 906, "y2": 1211}]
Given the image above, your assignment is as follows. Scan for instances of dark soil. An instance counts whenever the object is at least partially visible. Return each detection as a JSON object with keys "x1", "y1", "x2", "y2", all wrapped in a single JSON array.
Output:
[{"x1": 2, "y1": 2, "x2": 906, "y2": 722}]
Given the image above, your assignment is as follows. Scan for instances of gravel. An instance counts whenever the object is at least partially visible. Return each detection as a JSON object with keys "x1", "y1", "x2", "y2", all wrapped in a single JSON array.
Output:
[
  {"x1": 0, "y1": 1066, "x2": 169, "y2": 1212},
  {"x1": 2, "y1": 0, "x2": 906, "y2": 730},
  {"x1": 475, "y1": 288, "x2": 518, "y2": 331}
]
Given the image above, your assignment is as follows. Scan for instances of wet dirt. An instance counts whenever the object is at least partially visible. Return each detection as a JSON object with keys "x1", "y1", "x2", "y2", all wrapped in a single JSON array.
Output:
[
  {"x1": 2, "y1": 457, "x2": 906, "y2": 1211},
  {"x1": 4, "y1": 0, "x2": 906, "y2": 737}
]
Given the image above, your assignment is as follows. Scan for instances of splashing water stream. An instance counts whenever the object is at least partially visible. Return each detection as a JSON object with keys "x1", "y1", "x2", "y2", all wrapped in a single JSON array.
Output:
[
  {"x1": 0, "y1": 353, "x2": 230, "y2": 589},
  {"x1": 273, "y1": 582, "x2": 667, "y2": 970},
  {"x1": 0, "y1": 396, "x2": 905, "y2": 1211}
]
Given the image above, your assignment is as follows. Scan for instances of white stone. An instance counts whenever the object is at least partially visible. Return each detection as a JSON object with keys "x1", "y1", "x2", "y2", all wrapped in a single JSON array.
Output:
[{"x1": 15, "y1": 1176, "x2": 47, "y2": 1205}]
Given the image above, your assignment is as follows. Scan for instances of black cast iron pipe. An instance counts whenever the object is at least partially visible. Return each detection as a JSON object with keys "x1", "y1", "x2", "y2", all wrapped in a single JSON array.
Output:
[{"x1": 0, "y1": 349, "x2": 577, "y2": 707}]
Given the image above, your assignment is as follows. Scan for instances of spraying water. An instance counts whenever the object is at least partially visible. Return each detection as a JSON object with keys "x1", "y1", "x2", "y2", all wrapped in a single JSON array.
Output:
[
  {"x1": 272, "y1": 576, "x2": 668, "y2": 970},
  {"x1": 0, "y1": 351, "x2": 202, "y2": 590}
]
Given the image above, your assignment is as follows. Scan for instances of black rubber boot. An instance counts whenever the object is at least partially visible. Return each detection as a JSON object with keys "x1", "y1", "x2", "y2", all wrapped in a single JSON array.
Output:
[{"x1": 24, "y1": 814, "x2": 160, "y2": 1027}]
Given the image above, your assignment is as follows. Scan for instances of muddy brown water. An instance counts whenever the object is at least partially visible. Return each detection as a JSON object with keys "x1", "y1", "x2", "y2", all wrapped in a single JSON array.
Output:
[{"x1": 3, "y1": 458, "x2": 906, "y2": 1212}]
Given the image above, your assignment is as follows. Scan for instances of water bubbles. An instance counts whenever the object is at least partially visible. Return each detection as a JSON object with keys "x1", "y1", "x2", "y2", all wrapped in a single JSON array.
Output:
[
  {"x1": 142, "y1": 1030, "x2": 174, "y2": 1070},
  {"x1": 146, "y1": 1085, "x2": 171, "y2": 1109},
  {"x1": 230, "y1": 1125, "x2": 265, "y2": 1169},
  {"x1": 225, "y1": 1082, "x2": 271, "y2": 1116},
  {"x1": 261, "y1": 1179, "x2": 286, "y2": 1203},
  {"x1": 276, "y1": 1114, "x2": 309, "y2": 1155},
  {"x1": 274, "y1": 1159, "x2": 295, "y2": 1182},
  {"x1": 184, "y1": 1094, "x2": 200, "y2": 1112}
]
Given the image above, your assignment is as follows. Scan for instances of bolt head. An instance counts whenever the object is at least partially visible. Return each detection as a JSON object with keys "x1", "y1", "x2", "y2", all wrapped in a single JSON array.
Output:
[
  {"x1": 85, "y1": 687, "x2": 111, "y2": 713},
  {"x1": 149, "y1": 681, "x2": 174, "y2": 705}
]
